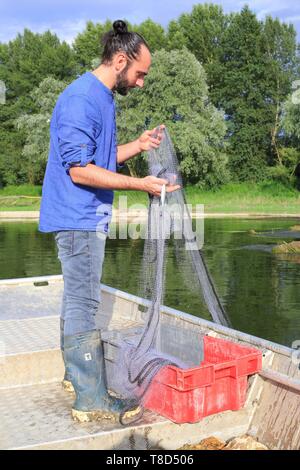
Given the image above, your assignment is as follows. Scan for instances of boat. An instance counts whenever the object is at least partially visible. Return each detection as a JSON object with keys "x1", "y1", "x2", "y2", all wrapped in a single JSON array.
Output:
[{"x1": 1, "y1": 274, "x2": 300, "y2": 450}]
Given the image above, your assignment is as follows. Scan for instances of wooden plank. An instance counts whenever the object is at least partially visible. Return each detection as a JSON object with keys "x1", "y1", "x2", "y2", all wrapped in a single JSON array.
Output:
[{"x1": 248, "y1": 353, "x2": 300, "y2": 449}]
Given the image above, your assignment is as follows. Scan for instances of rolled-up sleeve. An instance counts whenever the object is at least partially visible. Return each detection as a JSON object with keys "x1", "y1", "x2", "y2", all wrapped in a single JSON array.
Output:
[{"x1": 56, "y1": 94, "x2": 102, "y2": 175}]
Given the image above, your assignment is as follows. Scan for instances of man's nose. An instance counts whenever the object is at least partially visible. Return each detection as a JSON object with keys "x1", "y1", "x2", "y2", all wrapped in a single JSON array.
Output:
[{"x1": 136, "y1": 78, "x2": 144, "y2": 88}]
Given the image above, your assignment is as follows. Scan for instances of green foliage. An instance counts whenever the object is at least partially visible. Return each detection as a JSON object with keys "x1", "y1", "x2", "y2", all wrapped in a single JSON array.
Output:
[
  {"x1": 134, "y1": 19, "x2": 167, "y2": 52},
  {"x1": 73, "y1": 20, "x2": 112, "y2": 70},
  {"x1": 262, "y1": 16, "x2": 298, "y2": 169},
  {"x1": 0, "y1": 29, "x2": 77, "y2": 187},
  {"x1": 267, "y1": 163, "x2": 297, "y2": 187},
  {"x1": 282, "y1": 91, "x2": 300, "y2": 140},
  {"x1": 15, "y1": 77, "x2": 67, "y2": 184},
  {"x1": 280, "y1": 91, "x2": 300, "y2": 186},
  {"x1": 166, "y1": 21, "x2": 188, "y2": 51},
  {"x1": 116, "y1": 48, "x2": 229, "y2": 188},
  {"x1": 280, "y1": 147, "x2": 300, "y2": 173},
  {"x1": 0, "y1": 29, "x2": 76, "y2": 97},
  {"x1": 167, "y1": 4, "x2": 227, "y2": 71},
  {"x1": 164, "y1": 5, "x2": 299, "y2": 183},
  {"x1": 0, "y1": 8, "x2": 299, "y2": 190},
  {"x1": 210, "y1": 7, "x2": 293, "y2": 180},
  {"x1": 218, "y1": 8, "x2": 268, "y2": 173}
]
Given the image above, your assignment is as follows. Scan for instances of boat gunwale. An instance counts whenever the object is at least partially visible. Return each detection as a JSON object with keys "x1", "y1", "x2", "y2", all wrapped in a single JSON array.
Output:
[{"x1": 0, "y1": 274, "x2": 294, "y2": 358}]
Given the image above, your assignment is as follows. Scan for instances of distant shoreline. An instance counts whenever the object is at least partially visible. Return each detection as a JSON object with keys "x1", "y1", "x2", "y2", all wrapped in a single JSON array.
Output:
[{"x1": 0, "y1": 210, "x2": 299, "y2": 221}]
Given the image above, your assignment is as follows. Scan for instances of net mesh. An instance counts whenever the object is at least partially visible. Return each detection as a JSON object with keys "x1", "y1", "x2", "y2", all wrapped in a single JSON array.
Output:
[{"x1": 105, "y1": 128, "x2": 230, "y2": 422}]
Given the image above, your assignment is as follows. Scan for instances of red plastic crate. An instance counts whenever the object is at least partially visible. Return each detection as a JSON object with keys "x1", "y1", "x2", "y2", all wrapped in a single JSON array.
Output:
[{"x1": 143, "y1": 335, "x2": 262, "y2": 423}]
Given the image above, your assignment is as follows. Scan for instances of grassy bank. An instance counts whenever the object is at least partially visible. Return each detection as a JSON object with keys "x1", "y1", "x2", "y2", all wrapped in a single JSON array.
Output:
[
  {"x1": 0, "y1": 182, "x2": 300, "y2": 214},
  {"x1": 185, "y1": 182, "x2": 300, "y2": 213},
  {"x1": 0, "y1": 184, "x2": 42, "y2": 211}
]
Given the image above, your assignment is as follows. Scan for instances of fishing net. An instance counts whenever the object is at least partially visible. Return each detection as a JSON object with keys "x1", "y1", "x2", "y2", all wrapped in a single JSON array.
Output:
[{"x1": 103, "y1": 127, "x2": 230, "y2": 423}]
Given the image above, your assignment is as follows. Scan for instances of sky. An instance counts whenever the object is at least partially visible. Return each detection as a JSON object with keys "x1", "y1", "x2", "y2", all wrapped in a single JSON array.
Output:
[{"x1": 0, "y1": 0, "x2": 300, "y2": 45}]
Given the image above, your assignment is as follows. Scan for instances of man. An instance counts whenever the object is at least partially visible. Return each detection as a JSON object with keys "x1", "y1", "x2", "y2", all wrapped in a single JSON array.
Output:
[{"x1": 39, "y1": 20, "x2": 179, "y2": 423}]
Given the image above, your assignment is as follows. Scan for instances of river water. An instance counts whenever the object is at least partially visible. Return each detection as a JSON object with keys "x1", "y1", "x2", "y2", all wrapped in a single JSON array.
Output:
[{"x1": 1, "y1": 217, "x2": 300, "y2": 347}]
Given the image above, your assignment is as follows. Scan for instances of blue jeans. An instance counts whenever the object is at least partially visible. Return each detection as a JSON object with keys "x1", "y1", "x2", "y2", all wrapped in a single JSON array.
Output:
[{"x1": 54, "y1": 230, "x2": 107, "y2": 336}]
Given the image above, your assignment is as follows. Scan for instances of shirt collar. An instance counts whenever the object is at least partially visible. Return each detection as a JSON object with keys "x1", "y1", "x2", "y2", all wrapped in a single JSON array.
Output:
[{"x1": 87, "y1": 71, "x2": 114, "y2": 99}]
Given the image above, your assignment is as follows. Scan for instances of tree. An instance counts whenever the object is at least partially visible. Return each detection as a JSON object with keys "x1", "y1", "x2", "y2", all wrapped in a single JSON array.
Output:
[
  {"x1": 211, "y1": 7, "x2": 274, "y2": 181},
  {"x1": 73, "y1": 20, "x2": 112, "y2": 70},
  {"x1": 165, "y1": 6, "x2": 299, "y2": 184},
  {"x1": 262, "y1": 16, "x2": 298, "y2": 166},
  {"x1": 0, "y1": 29, "x2": 76, "y2": 97},
  {"x1": 282, "y1": 87, "x2": 300, "y2": 140},
  {"x1": 0, "y1": 29, "x2": 77, "y2": 187},
  {"x1": 178, "y1": 3, "x2": 226, "y2": 61},
  {"x1": 166, "y1": 20, "x2": 188, "y2": 51},
  {"x1": 166, "y1": 4, "x2": 227, "y2": 85},
  {"x1": 1, "y1": 11, "x2": 298, "y2": 189},
  {"x1": 15, "y1": 77, "x2": 67, "y2": 184},
  {"x1": 116, "y1": 48, "x2": 229, "y2": 188},
  {"x1": 134, "y1": 19, "x2": 167, "y2": 52},
  {"x1": 277, "y1": 88, "x2": 300, "y2": 185}
]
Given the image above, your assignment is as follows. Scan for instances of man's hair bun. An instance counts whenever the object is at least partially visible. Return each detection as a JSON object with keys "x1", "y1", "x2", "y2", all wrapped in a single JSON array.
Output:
[
  {"x1": 113, "y1": 20, "x2": 128, "y2": 35},
  {"x1": 101, "y1": 20, "x2": 149, "y2": 64}
]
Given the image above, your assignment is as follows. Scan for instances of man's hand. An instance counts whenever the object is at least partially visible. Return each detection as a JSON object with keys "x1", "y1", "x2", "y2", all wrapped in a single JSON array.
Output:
[
  {"x1": 117, "y1": 125, "x2": 166, "y2": 164},
  {"x1": 141, "y1": 175, "x2": 180, "y2": 197},
  {"x1": 137, "y1": 125, "x2": 165, "y2": 152}
]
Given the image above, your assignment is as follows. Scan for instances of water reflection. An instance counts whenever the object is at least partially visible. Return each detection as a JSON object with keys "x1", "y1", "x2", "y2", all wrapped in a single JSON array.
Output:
[{"x1": 1, "y1": 217, "x2": 300, "y2": 347}]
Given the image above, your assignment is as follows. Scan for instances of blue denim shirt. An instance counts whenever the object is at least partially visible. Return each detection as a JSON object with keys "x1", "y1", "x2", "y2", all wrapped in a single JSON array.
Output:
[{"x1": 39, "y1": 72, "x2": 117, "y2": 233}]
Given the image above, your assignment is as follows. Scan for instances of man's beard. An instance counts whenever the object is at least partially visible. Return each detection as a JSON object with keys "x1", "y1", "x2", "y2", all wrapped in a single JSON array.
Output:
[{"x1": 114, "y1": 66, "x2": 131, "y2": 96}]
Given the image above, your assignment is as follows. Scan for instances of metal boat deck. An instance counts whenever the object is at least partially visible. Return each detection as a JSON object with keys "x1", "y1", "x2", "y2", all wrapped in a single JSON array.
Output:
[{"x1": 0, "y1": 275, "x2": 299, "y2": 450}]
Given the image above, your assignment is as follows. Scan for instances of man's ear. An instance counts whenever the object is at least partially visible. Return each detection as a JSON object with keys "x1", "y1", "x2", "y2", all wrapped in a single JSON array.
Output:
[{"x1": 114, "y1": 52, "x2": 128, "y2": 72}]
